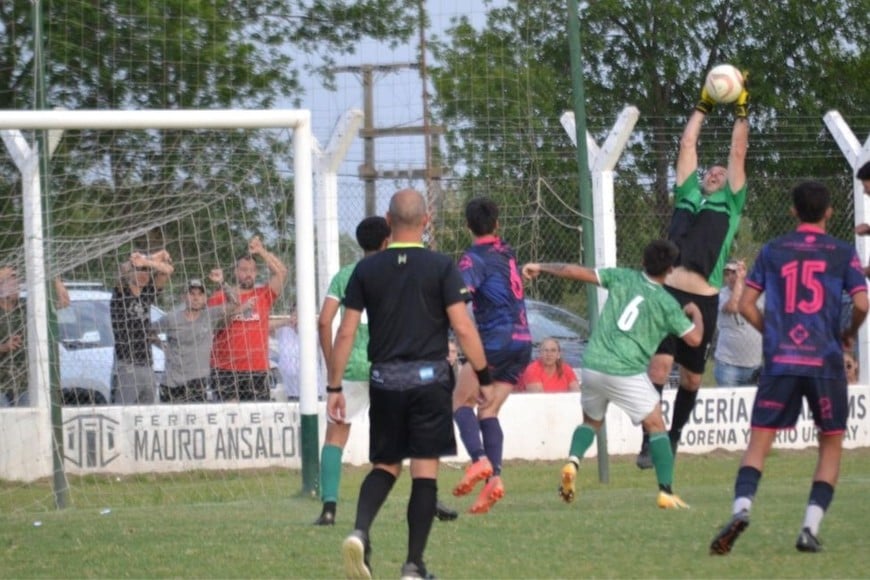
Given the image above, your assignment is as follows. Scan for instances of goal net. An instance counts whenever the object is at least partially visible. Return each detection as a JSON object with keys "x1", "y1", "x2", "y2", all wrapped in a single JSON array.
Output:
[{"x1": 0, "y1": 109, "x2": 318, "y2": 512}]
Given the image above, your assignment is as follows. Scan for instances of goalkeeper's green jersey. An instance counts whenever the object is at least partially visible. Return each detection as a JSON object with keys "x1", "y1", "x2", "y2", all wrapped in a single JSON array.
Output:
[{"x1": 582, "y1": 268, "x2": 695, "y2": 377}]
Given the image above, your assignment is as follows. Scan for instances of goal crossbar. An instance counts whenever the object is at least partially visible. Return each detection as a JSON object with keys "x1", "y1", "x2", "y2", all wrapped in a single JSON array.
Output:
[
  {"x1": 0, "y1": 109, "x2": 311, "y2": 130},
  {"x1": 0, "y1": 109, "x2": 318, "y2": 491}
]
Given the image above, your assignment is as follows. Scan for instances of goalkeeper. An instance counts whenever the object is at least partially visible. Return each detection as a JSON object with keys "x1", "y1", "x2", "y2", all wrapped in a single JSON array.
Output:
[{"x1": 636, "y1": 72, "x2": 750, "y2": 468}]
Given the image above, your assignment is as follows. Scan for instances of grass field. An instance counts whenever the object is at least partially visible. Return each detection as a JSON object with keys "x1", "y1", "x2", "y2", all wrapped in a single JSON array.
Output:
[{"x1": 2, "y1": 448, "x2": 869, "y2": 578}]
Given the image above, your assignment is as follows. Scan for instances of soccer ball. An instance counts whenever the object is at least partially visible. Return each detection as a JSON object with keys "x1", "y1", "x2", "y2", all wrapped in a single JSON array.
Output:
[{"x1": 704, "y1": 64, "x2": 744, "y2": 104}]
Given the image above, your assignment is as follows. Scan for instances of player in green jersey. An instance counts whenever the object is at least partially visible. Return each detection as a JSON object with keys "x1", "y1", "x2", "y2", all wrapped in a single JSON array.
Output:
[{"x1": 522, "y1": 240, "x2": 703, "y2": 509}]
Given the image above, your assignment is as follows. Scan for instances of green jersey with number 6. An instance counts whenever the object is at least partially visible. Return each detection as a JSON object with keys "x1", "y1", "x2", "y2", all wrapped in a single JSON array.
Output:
[{"x1": 582, "y1": 268, "x2": 695, "y2": 377}]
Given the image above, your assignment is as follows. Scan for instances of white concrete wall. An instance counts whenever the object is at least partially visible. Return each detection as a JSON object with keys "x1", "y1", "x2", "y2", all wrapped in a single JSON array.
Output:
[
  {"x1": 1, "y1": 386, "x2": 869, "y2": 481},
  {"x1": 341, "y1": 386, "x2": 870, "y2": 464}
]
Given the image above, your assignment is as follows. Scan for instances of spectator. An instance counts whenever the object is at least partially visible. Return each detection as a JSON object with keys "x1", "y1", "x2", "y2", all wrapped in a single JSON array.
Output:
[
  {"x1": 714, "y1": 259, "x2": 762, "y2": 386},
  {"x1": 329, "y1": 189, "x2": 490, "y2": 579},
  {"x1": 855, "y1": 160, "x2": 870, "y2": 198},
  {"x1": 111, "y1": 250, "x2": 174, "y2": 404},
  {"x1": 517, "y1": 338, "x2": 580, "y2": 393},
  {"x1": 0, "y1": 269, "x2": 69, "y2": 406},
  {"x1": 271, "y1": 307, "x2": 299, "y2": 401},
  {"x1": 844, "y1": 351, "x2": 858, "y2": 385},
  {"x1": 154, "y1": 274, "x2": 239, "y2": 403},
  {"x1": 209, "y1": 236, "x2": 288, "y2": 402},
  {"x1": 447, "y1": 337, "x2": 461, "y2": 378},
  {"x1": 852, "y1": 161, "x2": 870, "y2": 277}
]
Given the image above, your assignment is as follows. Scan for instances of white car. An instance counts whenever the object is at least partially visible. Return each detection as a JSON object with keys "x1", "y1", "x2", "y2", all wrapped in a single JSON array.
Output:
[{"x1": 52, "y1": 284, "x2": 165, "y2": 405}]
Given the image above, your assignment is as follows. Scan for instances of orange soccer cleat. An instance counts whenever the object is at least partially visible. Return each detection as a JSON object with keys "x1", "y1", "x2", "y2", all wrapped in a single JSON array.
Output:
[
  {"x1": 469, "y1": 476, "x2": 504, "y2": 514},
  {"x1": 452, "y1": 457, "x2": 493, "y2": 497}
]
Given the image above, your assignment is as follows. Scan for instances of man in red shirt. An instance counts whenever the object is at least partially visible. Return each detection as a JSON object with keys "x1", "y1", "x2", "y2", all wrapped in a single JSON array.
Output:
[{"x1": 209, "y1": 236, "x2": 288, "y2": 401}]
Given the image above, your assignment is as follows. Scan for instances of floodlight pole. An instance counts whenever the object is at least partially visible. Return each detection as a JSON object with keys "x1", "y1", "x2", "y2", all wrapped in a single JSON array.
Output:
[{"x1": 566, "y1": 0, "x2": 609, "y2": 483}]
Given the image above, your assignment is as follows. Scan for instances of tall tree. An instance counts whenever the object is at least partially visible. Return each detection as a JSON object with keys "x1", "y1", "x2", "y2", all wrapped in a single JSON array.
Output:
[
  {"x1": 431, "y1": 0, "x2": 869, "y2": 299},
  {"x1": 0, "y1": 0, "x2": 420, "y2": 275}
]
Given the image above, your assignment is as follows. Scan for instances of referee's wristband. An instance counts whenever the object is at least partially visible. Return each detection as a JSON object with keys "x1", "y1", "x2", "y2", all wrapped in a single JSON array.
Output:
[
  {"x1": 326, "y1": 385, "x2": 343, "y2": 394},
  {"x1": 474, "y1": 366, "x2": 492, "y2": 386}
]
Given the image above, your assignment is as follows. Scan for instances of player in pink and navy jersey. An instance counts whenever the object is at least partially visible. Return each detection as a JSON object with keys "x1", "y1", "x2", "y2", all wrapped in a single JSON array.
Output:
[
  {"x1": 452, "y1": 197, "x2": 532, "y2": 514},
  {"x1": 710, "y1": 180, "x2": 868, "y2": 555}
]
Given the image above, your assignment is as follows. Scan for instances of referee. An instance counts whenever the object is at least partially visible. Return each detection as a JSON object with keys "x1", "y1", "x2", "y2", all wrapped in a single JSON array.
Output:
[{"x1": 328, "y1": 189, "x2": 491, "y2": 580}]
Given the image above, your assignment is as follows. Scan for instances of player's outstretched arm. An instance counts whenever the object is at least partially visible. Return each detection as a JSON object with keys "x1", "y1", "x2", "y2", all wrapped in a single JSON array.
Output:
[
  {"x1": 727, "y1": 75, "x2": 749, "y2": 192},
  {"x1": 325, "y1": 308, "x2": 361, "y2": 423},
  {"x1": 317, "y1": 296, "x2": 340, "y2": 365},
  {"x1": 522, "y1": 262, "x2": 599, "y2": 285},
  {"x1": 739, "y1": 286, "x2": 764, "y2": 333},
  {"x1": 675, "y1": 111, "x2": 705, "y2": 187},
  {"x1": 447, "y1": 301, "x2": 492, "y2": 407}
]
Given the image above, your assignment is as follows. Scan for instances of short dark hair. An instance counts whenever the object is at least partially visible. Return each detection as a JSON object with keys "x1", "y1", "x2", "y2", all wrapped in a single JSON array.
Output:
[
  {"x1": 642, "y1": 240, "x2": 679, "y2": 277},
  {"x1": 857, "y1": 161, "x2": 870, "y2": 181},
  {"x1": 356, "y1": 216, "x2": 391, "y2": 252},
  {"x1": 236, "y1": 254, "x2": 256, "y2": 267},
  {"x1": 465, "y1": 197, "x2": 499, "y2": 236},
  {"x1": 791, "y1": 180, "x2": 831, "y2": 223}
]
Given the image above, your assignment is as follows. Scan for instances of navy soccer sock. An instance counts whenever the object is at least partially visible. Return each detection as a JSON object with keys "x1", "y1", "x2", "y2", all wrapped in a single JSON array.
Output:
[
  {"x1": 454, "y1": 406, "x2": 485, "y2": 462},
  {"x1": 479, "y1": 417, "x2": 504, "y2": 476}
]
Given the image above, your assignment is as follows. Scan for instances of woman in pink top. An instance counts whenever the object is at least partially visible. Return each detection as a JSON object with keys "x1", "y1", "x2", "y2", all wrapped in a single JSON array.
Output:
[{"x1": 518, "y1": 338, "x2": 580, "y2": 393}]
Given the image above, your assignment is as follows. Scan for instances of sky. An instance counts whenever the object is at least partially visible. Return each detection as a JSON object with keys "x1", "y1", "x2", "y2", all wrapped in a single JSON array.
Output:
[{"x1": 295, "y1": 2, "x2": 499, "y2": 223}]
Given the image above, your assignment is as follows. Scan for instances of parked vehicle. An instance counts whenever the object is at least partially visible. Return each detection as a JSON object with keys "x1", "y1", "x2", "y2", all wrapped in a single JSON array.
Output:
[
  {"x1": 525, "y1": 299, "x2": 680, "y2": 385},
  {"x1": 26, "y1": 284, "x2": 166, "y2": 405},
  {"x1": 525, "y1": 299, "x2": 589, "y2": 369}
]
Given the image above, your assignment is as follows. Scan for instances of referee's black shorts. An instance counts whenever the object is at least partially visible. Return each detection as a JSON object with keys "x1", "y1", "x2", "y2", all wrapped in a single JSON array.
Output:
[{"x1": 368, "y1": 360, "x2": 456, "y2": 464}]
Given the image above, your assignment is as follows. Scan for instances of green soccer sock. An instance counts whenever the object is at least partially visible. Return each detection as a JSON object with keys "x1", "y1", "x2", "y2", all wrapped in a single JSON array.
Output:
[
  {"x1": 568, "y1": 424, "x2": 597, "y2": 460},
  {"x1": 320, "y1": 444, "x2": 343, "y2": 503},
  {"x1": 649, "y1": 432, "x2": 674, "y2": 489}
]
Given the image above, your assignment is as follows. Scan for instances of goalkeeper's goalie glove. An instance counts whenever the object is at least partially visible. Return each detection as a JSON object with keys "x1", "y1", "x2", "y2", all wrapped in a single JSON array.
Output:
[
  {"x1": 735, "y1": 71, "x2": 749, "y2": 118},
  {"x1": 695, "y1": 86, "x2": 716, "y2": 115}
]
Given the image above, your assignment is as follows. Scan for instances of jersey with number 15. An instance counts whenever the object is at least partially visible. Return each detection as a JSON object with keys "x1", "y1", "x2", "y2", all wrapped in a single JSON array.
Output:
[
  {"x1": 746, "y1": 224, "x2": 867, "y2": 379},
  {"x1": 582, "y1": 268, "x2": 696, "y2": 377}
]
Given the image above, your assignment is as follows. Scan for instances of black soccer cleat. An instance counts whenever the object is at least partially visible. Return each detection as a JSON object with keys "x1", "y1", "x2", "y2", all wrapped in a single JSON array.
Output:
[
  {"x1": 796, "y1": 527, "x2": 823, "y2": 553},
  {"x1": 635, "y1": 437, "x2": 653, "y2": 470},
  {"x1": 710, "y1": 510, "x2": 750, "y2": 555},
  {"x1": 312, "y1": 509, "x2": 335, "y2": 526},
  {"x1": 434, "y1": 500, "x2": 458, "y2": 522}
]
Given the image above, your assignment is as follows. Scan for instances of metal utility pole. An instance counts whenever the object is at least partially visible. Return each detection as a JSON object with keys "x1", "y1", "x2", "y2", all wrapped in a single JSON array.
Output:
[{"x1": 334, "y1": 63, "x2": 445, "y2": 218}]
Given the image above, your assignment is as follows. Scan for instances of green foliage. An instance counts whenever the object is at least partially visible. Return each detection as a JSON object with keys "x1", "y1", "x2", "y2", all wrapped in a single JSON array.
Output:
[
  {"x1": 431, "y1": 0, "x2": 869, "y2": 295},
  {"x1": 0, "y1": 0, "x2": 420, "y2": 268}
]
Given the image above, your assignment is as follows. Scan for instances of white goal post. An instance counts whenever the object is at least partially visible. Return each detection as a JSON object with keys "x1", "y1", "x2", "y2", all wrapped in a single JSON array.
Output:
[{"x1": 0, "y1": 109, "x2": 317, "y2": 487}]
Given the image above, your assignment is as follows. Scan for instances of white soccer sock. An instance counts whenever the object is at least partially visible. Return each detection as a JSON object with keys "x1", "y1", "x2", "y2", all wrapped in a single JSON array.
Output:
[
  {"x1": 802, "y1": 504, "x2": 824, "y2": 536},
  {"x1": 733, "y1": 496, "x2": 752, "y2": 515}
]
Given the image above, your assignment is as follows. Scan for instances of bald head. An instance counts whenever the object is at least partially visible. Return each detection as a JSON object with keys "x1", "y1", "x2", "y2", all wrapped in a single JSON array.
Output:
[{"x1": 388, "y1": 189, "x2": 428, "y2": 230}]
